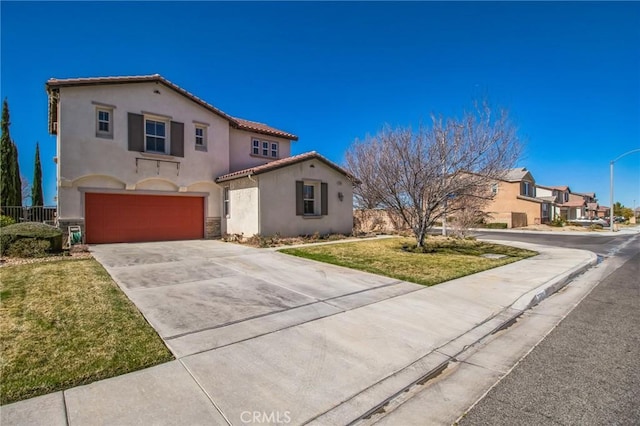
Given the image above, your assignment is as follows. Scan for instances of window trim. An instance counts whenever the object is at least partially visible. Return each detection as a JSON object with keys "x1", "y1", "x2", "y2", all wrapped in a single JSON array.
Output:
[
  {"x1": 303, "y1": 182, "x2": 318, "y2": 216},
  {"x1": 95, "y1": 107, "x2": 113, "y2": 139},
  {"x1": 522, "y1": 181, "x2": 534, "y2": 197},
  {"x1": 251, "y1": 138, "x2": 279, "y2": 159},
  {"x1": 195, "y1": 124, "x2": 207, "y2": 152},
  {"x1": 223, "y1": 187, "x2": 230, "y2": 218},
  {"x1": 144, "y1": 115, "x2": 170, "y2": 155}
]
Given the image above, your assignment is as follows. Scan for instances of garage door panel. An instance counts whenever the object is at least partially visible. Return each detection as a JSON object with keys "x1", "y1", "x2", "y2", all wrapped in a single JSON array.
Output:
[{"x1": 86, "y1": 193, "x2": 204, "y2": 244}]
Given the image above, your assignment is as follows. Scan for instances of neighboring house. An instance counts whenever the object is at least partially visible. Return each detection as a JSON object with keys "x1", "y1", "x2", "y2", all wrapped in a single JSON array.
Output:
[
  {"x1": 597, "y1": 205, "x2": 610, "y2": 219},
  {"x1": 483, "y1": 167, "x2": 552, "y2": 228},
  {"x1": 561, "y1": 193, "x2": 587, "y2": 220},
  {"x1": 536, "y1": 185, "x2": 591, "y2": 221},
  {"x1": 46, "y1": 74, "x2": 355, "y2": 244}
]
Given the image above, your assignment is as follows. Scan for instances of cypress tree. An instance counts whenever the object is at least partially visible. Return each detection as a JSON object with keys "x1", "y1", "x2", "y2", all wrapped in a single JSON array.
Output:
[
  {"x1": 1, "y1": 98, "x2": 17, "y2": 206},
  {"x1": 12, "y1": 140, "x2": 22, "y2": 206},
  {"x1": 32, "y1": 142, "x2": 44, "y2": 206}
]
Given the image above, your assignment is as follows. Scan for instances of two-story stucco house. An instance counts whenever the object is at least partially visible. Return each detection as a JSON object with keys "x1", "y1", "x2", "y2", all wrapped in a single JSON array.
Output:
[
  {"x1": 483, "y1": 167, "x2": 554, "y2": 228},
  {"x1": 46, "y1": 74, "x2": 355, "y2": 244}
]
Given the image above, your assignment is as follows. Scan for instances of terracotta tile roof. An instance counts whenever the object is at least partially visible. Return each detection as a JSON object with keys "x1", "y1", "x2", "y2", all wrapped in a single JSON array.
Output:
[
  {"x1": 216, "y1": 151, "x2": 358, "y2": 183},
  {"x1": 232, "y1": 117, "x2": 297, "y2": 140},
  {"x1": 46, "y1": 74, "x2": 298, "y2": 140},
  {"x1": 561, "y1": 200, "x2": 586, "y2": 208}
]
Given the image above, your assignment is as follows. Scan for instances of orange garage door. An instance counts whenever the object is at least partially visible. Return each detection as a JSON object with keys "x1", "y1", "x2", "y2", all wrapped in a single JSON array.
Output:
[{"x1": 85, "y1": 193, "x2": 204, "y2": 244}]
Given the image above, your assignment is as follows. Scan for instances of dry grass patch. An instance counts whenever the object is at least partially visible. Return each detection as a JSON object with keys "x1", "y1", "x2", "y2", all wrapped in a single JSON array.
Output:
[
  {"x1": 280, "y1": 237, "x2": 537, "y2": 286},
  {"x1": 0, "y1": 258, "x2": 173, "y2": 404}
]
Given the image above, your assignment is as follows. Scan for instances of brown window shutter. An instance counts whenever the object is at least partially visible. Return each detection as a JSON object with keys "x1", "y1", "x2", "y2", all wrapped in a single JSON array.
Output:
[
  {"x1": 128, "y1": 113, "x2": 144, "y2": 152},
  {"x1": 296, "y1": 181, "x2": 304, "y2": 216},
  {"x1": 170, "y1": 121, "x2": 184, "y2": 157},
  {"x1": 321, "y1": 182, "x2": 328, "y2": 216}
]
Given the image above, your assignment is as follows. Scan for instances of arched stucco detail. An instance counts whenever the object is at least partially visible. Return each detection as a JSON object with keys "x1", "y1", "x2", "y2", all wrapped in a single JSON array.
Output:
[
  {"x1": 186, "y1": 181, "x2": 220, "y2": 193},
  {"x1": 135, "y1": 178, "x2": 180, "y2": 191},
  {"x1": 72, "y1": 174, "x2": 126, "y2": 189}
]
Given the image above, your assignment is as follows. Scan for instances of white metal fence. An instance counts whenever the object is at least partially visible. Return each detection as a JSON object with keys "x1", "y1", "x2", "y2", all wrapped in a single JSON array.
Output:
[{"x1": 1, "y1": 206, "x2": 57, "y2": 226}]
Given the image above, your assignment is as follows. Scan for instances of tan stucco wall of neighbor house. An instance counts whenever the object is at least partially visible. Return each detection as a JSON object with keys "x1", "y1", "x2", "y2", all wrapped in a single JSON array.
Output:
[
  {"x1": 484, "y1": 181, "x2": 541, "y2": 227},
  {"x1": 257, "y1": 159, "x2": 354, "y2": 237},
  {"x1": 224, "y1": 177, "x2": 259, "y2": 237},
  {"x1": 229, "y1": 128, "x2": 291, "y2": 172},
  {"x1": 55, "y1": 82, "x2": 230, "y2": 233}
]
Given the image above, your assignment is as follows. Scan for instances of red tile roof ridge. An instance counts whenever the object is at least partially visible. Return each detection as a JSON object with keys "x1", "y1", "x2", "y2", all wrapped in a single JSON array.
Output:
[
  {"x1": 46, "y1": 74, "x2": 298, "y2": 140},
  {"x1": 216, "y1": 151, "x2": 357, "y2": 183}
]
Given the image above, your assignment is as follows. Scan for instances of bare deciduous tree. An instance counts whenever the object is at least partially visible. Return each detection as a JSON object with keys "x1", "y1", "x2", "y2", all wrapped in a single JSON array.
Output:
[
  {"x1": 345, "y1": 101, "x2": 522, "y2": 247},
  {"x1": 21, "y1": 175, "x2": 31, "y2": 204}
]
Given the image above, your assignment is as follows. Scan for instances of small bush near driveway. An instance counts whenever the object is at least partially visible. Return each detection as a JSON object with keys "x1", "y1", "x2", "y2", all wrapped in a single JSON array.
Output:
[
  {"x1": 280, "y1": 237, "x2": 537, "y2": 287},
  {"x1": 0, "y1": 258, "x2": 173, "y2": 404},
  {"x1": 0, "y1": 222, "x2": 63, "y2": 257}
]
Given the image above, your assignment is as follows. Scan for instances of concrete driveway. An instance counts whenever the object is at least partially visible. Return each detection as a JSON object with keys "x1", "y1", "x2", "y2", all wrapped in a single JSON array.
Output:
[{"x1": 91, "y1": 239, "x2": 422, "y2": 358}]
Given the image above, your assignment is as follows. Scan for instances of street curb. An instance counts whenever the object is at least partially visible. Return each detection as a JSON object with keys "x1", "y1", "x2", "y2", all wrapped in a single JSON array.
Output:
[
  {"x1": 337, "y1": 249, "x2": 599, "y2": 426},
  {"x1": 510, "y1": 251, "x2": 599, "y2": 311}
]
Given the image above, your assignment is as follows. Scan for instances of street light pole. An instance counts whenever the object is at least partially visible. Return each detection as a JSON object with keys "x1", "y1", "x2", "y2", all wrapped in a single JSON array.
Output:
[
  {"x1": 610, "y1": 160, "x2": 614, "y2": 232},
  {"x1": 609, "y1": 148, "x2": 640, "y2": 232}
]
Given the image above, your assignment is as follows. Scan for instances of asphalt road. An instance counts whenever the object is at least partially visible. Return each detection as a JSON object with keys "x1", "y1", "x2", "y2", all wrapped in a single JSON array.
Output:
[
  {"x1": 459, "y1": 236, "x2": 640, "y2": 425},
  {"x1": 470, "y1": 231, "x2": 628, "y2": 257}
]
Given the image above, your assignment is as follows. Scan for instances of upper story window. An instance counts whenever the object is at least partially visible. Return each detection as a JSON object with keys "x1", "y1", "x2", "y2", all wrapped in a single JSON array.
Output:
[
  {"x1": 128, "y1": 112, "x2": 184, "y2": 157},
  {"x1": 195, "y1": 127, "x2": 204, "y2": 145},
  {"x1": 564, "y1": 192, "x2": 569, "y2": 202},
  {"x1": 252, "y1": 138, "x2": 279, "y2": 159},
  {"x1": 194, "y1": 125, "x2": 208, "y2": 152},
  {"x1": 96, "y1": 107, "x2": 113, "y2": 138},
  {"x1": 145, "y1": 119, "x2": 167, "y2": 154},
  {"x1": 491, "y1": 183, "x2": 498, "y2": 195},
  {"x1": 522, "y1": 181, "x2": 535, "y2": 197}
]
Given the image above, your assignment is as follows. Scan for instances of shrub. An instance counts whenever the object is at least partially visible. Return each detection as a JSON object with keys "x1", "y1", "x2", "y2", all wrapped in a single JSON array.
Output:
[
  {"x1": 5, "y1": 238, "x2": 51, "y2": 258},
  {"x1": 549, "y1": 215, "x2": 565, "y2": 227},
  {"x1": 485, "y1": 223, "x2": 508, "y2": 229},
  {"x1": 0, "y1": 222, "x2": 63, "y2": 257},
  {"x1": 0, "y1": 215, "x2": 15, "y2": 228}
]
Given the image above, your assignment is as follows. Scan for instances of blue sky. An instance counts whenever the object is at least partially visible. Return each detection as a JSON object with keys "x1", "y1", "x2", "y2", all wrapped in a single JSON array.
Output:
[{"x1": 2, "y1": 1, "x2": 639, "y2": 209}]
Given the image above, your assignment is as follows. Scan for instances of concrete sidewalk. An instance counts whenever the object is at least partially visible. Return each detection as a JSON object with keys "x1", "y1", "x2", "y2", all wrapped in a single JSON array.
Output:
[{"x1": 1, "y1": 241, "x2": 597, "y2": 426}]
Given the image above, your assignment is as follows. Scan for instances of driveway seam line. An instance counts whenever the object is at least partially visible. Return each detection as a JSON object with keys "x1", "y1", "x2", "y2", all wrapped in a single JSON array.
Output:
[
  {"x1": 167, "y1": 286, "x2": 426, "y2": 354},
  {"x1": 61, "y1": 391, "x2": 70, "y2": 426},
  {"x1": 164, "y1": 281, "x2": 412, "y2": 341},
  {"x1": 178, "y1": 359, "x2": 232, "y2": 426}
]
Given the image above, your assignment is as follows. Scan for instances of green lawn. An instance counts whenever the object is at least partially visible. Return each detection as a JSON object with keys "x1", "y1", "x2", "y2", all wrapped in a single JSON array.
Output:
[
  {"x1": 280, "y1": 237, "x2": 537, "y2": 286},
  {"x1": 0, "y1": 259, "x2": 173, "y2": 404}
]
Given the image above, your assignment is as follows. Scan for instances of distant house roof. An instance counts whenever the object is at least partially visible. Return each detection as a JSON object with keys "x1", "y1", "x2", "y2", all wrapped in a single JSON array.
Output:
[
  {"x1": 536, "y1": 196, "x2": 557, "y2": 203},
  {"x1": 575, "y1": 192, "x2": 596, "y2": 198},
  {"x1": 216, "y1": 151, "x2": 359, "y2": 183},
  {"x1": 503, "y1": 167, "x2": 533, "y2": 182},
  {"x1": 562, "y1": 199, "x2": 586, "y2": 208},
  {"x1": 46, "y1": 74, "x2": 298, "y2": 140}
]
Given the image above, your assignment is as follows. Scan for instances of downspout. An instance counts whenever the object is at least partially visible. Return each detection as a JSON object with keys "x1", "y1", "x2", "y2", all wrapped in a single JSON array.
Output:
[{"x1": 247, "y1": 173, "x2": 260, "y2": 235}]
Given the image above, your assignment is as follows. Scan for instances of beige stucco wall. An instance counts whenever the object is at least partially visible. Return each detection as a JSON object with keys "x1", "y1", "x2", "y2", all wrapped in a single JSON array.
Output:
[
  {"x1": 257, "y1": 159, "x2": 354, "y2": 237},
  {"x1": 224, "y1": 177, "x2": 259, "y2": 236},
  {"x1": 484, "y1": 181, "x2": 542, "y2": 227},
  {"x1": 228, "y1": 128, "x2": 291, "y2": 172},
  {"x1": 56, "y1": 82, "x2": 231, "y2": 220}
]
